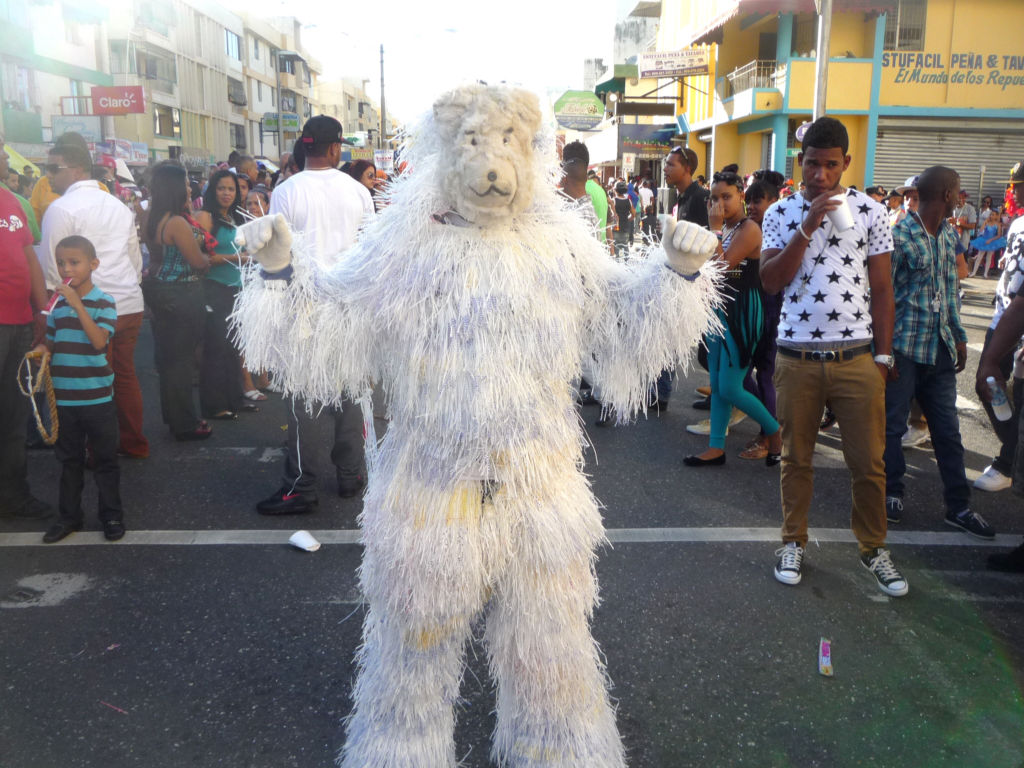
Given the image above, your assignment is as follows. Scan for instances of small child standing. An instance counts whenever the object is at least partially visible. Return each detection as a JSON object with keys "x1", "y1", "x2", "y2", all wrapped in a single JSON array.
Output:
[{"x1": 36, "y1": 235, "x2": 124, "y2": 543}]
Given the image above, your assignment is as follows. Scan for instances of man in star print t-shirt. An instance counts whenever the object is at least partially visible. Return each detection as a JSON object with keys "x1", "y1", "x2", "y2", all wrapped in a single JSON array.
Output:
[{"x1": 760, "y1": 116, "x2": 908, "y2": 597}]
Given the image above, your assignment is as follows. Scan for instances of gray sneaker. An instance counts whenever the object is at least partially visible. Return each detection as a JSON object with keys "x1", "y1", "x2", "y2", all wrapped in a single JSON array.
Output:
[
  {"x1": 861, "y1": 548, "x2": 909, "y2": 597},
  {"x1": 774, "y1": 542, "x2": 804, "y2": 585},
  {"x1": 945, "y1": 509, "x2": 995, "y2": 540}
]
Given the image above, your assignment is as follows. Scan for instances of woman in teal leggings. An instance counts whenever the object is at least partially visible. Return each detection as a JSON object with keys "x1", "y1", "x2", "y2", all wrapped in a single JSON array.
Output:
[{"x1": 684, "y1": 169, "x2": 782, "y2": 467}]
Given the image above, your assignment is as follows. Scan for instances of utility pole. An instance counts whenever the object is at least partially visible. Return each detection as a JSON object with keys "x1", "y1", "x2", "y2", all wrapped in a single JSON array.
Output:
[
  {"x1": 812, "y1": 0, "x2": 833, "y2": 121},
  {"x1": 379, "y1": 45, "x2": 386, "y2": 150}
]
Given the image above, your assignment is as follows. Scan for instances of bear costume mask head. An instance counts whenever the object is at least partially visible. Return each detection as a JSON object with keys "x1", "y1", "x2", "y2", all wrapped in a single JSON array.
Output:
[{"x1": 432, "y1": 83, "x2": 543, "y2": 226}]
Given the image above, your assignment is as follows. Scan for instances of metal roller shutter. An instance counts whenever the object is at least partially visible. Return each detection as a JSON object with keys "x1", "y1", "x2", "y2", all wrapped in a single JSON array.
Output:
[{"x1": 873, "y1": 119, "x2": 1024, "y2": 203}]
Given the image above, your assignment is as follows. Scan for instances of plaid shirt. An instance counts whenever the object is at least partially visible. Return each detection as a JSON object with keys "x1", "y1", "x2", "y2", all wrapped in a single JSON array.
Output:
[{"x1": 891, "y1": 213, "x2": 967, "y2": 365}]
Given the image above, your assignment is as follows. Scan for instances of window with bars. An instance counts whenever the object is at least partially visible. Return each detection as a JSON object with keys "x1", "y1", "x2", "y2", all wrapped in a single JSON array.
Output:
[
  {"x1": 884, "y1": 0, "x2": 927, "y2": 52},
  {"x1": 231, "y1": 123, "x2": 246, "y2": 149},
  {"x1": 228, "y1": 77, "x2": 246, "y2": 106}
]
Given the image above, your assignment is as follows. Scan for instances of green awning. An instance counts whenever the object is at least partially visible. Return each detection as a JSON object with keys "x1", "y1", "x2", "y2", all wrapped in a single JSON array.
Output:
[
  {"x1": 594, "y1": 64, "x2": 640, "y2": 95},
  {"x1": 595, "y1": 78, "x2": 624, "y2": 96}
]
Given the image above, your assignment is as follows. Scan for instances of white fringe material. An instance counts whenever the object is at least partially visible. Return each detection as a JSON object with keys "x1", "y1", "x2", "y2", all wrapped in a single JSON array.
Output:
[{"x1": 231, "y1": 91, "x2": 721, "y2": 768}]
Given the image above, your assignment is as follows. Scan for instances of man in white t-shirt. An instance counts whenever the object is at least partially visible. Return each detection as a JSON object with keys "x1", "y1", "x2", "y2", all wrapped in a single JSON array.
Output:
[
  {"x1": 760, "y1": 116, "x2": 907, "y2": 597},
  {"x1": 256, "y1": 116, "x2": 375, "y2": 515}
]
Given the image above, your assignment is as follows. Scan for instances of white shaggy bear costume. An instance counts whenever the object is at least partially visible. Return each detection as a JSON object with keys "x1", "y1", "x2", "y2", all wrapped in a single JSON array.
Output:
[{"x1": 232, "y1": 84, "x2": 720, "y2": 768}]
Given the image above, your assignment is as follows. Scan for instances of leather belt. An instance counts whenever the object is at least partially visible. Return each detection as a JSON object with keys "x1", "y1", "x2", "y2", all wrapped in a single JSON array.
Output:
[{"x1": 777, "y1": 344, "x2": 872, "y2": 362}]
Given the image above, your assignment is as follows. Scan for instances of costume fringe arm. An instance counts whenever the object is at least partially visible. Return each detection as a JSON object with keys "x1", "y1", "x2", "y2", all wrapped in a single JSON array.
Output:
[
  {"x1": 583, "y1": 246, "x2": 723, "y2": 423},
  {"x1": 230, "y1": 231, "x2": 377, "y2": 409}
]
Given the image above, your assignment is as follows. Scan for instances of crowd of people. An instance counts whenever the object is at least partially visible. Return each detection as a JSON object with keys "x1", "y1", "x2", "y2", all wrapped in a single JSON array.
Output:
[
  {"x1": 0, "y1": 119, "x2": 389, "y2": 541},
  {"x1": 563, "y1": 116, "x2": 1024, "y2": 587},
  {"x1": 0, "y1": 113, "x2": 1021, "y2": 582}
]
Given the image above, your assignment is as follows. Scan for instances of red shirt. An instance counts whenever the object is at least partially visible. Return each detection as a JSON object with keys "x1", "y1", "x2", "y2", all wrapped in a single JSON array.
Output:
[{"x1": 0, "y1": 187, "x2": 34, "y2": 324}]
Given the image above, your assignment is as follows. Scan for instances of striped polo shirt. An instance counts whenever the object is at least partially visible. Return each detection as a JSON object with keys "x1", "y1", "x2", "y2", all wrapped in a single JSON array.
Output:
[{"x1": 46, "y1": 285, "x2": 117, "y2": 406}]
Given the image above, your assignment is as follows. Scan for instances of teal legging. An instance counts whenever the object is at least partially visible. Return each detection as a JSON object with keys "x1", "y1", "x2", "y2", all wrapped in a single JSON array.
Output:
[{"x1": 708, "y1": 325, "x2": 780, "y2": 450}]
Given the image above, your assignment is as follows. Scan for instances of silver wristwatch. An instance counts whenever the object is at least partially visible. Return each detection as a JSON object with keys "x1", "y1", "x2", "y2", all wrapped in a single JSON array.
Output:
[{"x1": 873, "y1": 354, "x2": 895, "y2": 370}]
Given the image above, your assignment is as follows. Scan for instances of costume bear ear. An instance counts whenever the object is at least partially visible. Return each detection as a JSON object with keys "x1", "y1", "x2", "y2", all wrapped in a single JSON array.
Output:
[
  {"x1": 506, "y1": 89, "x2": 542, "y2": 138},
  {"x1": 433, "y1": 85, "x2": 482, "y2": 144}
]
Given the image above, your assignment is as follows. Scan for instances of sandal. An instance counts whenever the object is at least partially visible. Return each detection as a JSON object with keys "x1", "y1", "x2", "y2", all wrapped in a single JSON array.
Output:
[
  {"x1": 210, "y1": 410, "x2": 238, "y2": 421},
  {"x1": 238, "y1": 403, "x2": 260, "y2": 413},
  {"x1": 739, "y1": 438, "x2": 768, "y2": 460},
  {"x1": 244, "y1": 389, "x2": 268, "y2": 402}
]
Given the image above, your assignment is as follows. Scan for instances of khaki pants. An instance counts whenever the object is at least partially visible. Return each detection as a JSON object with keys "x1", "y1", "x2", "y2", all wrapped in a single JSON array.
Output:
[{"x1": 775, "y1": 352, "x2": 887, "y2": 554}]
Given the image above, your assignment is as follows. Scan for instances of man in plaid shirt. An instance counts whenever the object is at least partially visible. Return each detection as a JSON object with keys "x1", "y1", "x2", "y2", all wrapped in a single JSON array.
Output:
[{"x1": 884, "y1": 165, "x2": 995, "y2": 539}]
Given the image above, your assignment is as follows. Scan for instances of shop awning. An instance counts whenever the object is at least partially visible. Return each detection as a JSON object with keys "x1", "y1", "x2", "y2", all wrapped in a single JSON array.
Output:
[
  {"x1": 687, "y1": 0, "x2": 899, "y2": 46},
  {"x1": 594, "y1": 64, "x2": 640, "y2": 95},
  {"x1": 4, "y1": 145, "x2": 40, "y2": 176}
]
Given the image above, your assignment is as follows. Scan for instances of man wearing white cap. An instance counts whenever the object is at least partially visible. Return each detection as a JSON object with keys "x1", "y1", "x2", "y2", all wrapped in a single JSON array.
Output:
[{"x1": 891, "y1": 175, "x2": 919, "y2": 228}]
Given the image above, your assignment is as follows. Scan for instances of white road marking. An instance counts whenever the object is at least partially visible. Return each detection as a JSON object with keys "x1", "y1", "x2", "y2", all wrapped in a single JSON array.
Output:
[
  {"x1": 956, "y1": 394, "x2": 981, "y2": 411},
  {"x1": 258, "y1": 447, "x2": 285, "y2": 463},
  {"x1": 0, "y1": 527, "x2": 1015, "y2": 548},
  {"x1": 0, "y1": 573, "x2": 94, "y2": 609}
]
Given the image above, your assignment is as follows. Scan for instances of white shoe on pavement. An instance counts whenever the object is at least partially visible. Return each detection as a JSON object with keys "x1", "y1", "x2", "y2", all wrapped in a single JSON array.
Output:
[
  {"x1": 974, "y1": 465, "x2": 1012, "y2": 492},
  {"x1": 901, "y1": 425, "x2": 930, "y2": 448},
  {"x1": 685, "y1": 409, "x2": 745, "y2": 436}
]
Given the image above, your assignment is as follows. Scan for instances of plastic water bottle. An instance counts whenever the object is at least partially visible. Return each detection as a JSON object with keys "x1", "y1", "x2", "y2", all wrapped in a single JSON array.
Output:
[{"x1": 987, "y1": 376, "x2": 1012, "y2": 421}]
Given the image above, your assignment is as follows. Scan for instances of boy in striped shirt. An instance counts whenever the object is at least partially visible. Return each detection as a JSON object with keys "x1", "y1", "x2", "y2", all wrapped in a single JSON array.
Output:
[{"x1": 34, "y1": 235, "x2": 124, "y2": 542}]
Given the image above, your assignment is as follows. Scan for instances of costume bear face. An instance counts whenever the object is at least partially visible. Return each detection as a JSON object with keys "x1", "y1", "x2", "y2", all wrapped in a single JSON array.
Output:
[{"x1": 432, "y1": 84, "x2": 543, "y2": 226}]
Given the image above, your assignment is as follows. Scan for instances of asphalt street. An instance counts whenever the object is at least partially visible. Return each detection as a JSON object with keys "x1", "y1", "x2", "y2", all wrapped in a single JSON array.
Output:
[{"x1": 1, "y1": 276, "x2": 1021, "y2": 768}]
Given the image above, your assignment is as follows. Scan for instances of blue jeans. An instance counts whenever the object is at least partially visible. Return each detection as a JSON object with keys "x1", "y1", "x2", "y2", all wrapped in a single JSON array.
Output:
[{"x1": 884, "y1": 347, "x2": 970, "y2": 513}]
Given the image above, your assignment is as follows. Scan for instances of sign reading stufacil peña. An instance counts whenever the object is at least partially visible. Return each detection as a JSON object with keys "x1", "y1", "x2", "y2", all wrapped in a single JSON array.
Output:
[
  {"x1": 882, "y1": 51, "x2": 1024, "y2": 90},
  {"x1": 638, "y1": 48, "x2": 711, "y2": 79}
]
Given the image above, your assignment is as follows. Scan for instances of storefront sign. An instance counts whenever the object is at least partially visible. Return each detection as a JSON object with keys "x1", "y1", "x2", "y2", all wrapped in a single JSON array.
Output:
[
  {"x1": 52, "y1": 115, "x2": 102, "y2": 143},
  {"x1": 618, "y1": 124, "x2": 676, "y2": 159},
  {"x1": 553, "y1": 90, "x2": 605, "y2": 131},
  {"x1": 622, "y1": 153, "x2": 636, "y2": 174},
  {"x1": 374, "y1": 149, "x2": 394, "y2": 173},
  {"x1": 881, "y1": 51, "x2": 1024, "y2": 90},
  {"x1": 95, "y1": 139, "x2": 150, "y2": 164},
  {"x1": 638, "y1": 48, "x2": 710, "y2": 79},
  {"x1": 261, "y1": 112, "x2": 301, "y2": 132},
  {"x1": 91, "y1": 86, "x2": 145, "y2": 115}
]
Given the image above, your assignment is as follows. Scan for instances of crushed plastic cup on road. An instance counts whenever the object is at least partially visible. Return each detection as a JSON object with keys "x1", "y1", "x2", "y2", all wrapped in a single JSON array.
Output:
[{"x1": 288, "y1": 530, "x2": 321, "y2": 552}]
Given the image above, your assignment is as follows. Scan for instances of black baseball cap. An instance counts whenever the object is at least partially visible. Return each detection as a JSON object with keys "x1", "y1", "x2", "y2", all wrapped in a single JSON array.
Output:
[{"x1": 299, "y1": 115, "x2": 343, "y2": 148}]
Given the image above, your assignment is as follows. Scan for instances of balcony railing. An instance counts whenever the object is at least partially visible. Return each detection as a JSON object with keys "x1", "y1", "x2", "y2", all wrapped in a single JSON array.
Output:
[{"x1": 718, "y1": 60, "x2": 786, "y2": 100}]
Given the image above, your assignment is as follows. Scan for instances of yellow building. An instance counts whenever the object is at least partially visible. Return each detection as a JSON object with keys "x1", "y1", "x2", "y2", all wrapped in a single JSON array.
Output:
[{"x1": 657, "y1": 0, "x2": 1024, "y2": 199}]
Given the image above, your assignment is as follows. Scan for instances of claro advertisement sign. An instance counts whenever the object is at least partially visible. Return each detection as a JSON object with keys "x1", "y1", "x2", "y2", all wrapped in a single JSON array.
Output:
[{"x1": 91, "y1": 86, "x2": 146, "y2": 116}]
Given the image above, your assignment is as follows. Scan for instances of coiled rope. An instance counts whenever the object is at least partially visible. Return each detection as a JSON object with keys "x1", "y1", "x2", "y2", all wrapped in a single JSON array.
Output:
[{"x1": 17, "y1": 348, "x2": 59, "y2": 445}]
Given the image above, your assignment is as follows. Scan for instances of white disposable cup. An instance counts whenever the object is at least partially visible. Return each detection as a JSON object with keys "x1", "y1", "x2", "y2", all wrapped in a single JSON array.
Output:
[
  {"x1": 288, "y1": 530, "x2": 321, "y2": 552},
  {"x1": 826, "y1": 193, "x2": 855, "y2": 232}
]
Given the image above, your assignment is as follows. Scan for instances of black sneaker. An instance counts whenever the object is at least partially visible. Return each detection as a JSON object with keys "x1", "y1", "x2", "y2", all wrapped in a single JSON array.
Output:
[
  {"x1": 861, "y1": 548, "x2": 908, "y2": 596},
  {"x1": 773, "y1": 542, "x2": 804, "y2": 585},
  {"x1": 103, "y1": 520, "x2": 126, "y2": 541},
  {"x1": 692, "y1": 396, "x2": 711, "y2": 411},
  {"x1": 945, "y1": 508, "x2": 995, "y2": 540},
  {"x1": 338, "y1": 475, "x2": 366, "y2": 499},
  {"x1": 256, "y1": 487, "x2": 317, "y2": 516},
  {"x1": 885, "y1": 496, "x2": 903, "y2": 524},
  {"x1": 43, "y1": 521, "x2": 83, "y2": 544}
]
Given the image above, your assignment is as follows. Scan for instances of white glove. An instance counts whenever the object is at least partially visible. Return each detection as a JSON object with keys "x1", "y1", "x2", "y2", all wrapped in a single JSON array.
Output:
[
  {"x1": 234, "y1": 213, "x2": 293, "y2": 273},
  {"x1": 659, "y1": 214, "x2": 718, "y2": 277}
]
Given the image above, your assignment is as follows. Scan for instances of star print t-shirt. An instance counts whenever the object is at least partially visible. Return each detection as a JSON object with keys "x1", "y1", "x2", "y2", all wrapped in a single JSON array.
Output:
[{"x1": 762, "y1": 188, "x2": 893, "y2": 345}]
